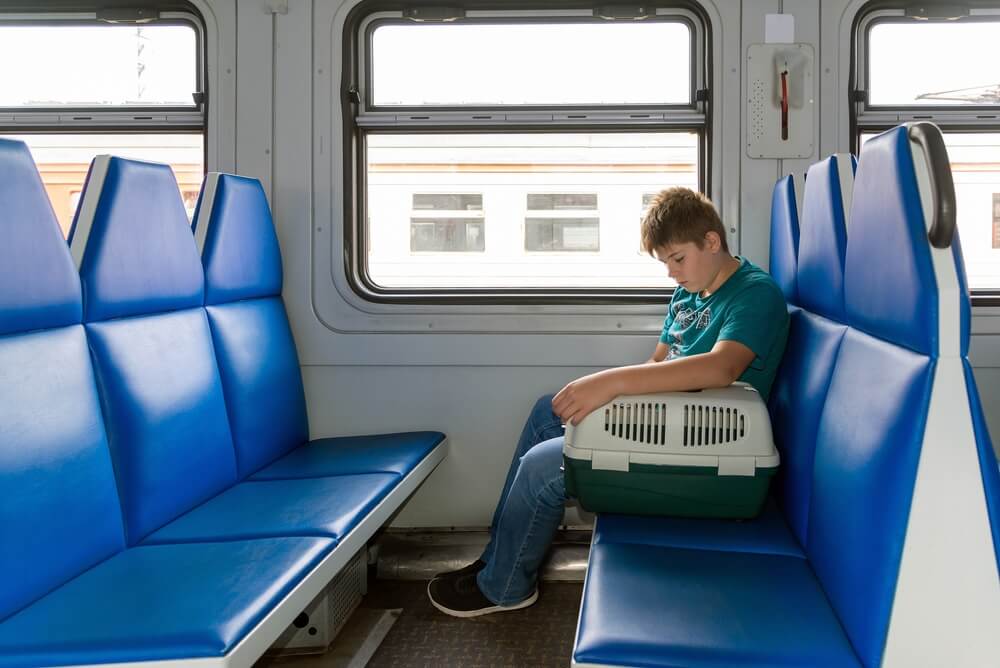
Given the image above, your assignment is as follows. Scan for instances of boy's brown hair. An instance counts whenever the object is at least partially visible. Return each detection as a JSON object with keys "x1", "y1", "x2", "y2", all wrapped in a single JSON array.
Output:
[{"x1": 640, "y1": 187, "x2": 729, "y2": 255}]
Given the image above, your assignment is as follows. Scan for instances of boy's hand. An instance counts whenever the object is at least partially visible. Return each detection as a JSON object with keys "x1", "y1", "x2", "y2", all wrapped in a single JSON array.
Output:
[{"x1": 553, "y1": 371, "x2": 621, "y2": 426}]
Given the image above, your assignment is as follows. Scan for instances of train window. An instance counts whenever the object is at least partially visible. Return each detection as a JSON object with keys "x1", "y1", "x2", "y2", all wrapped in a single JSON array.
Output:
[
  {"x1": 0, "y1": 10, "x2": 206, "y2": 236},
  {"x1": 525, "y1": 194, "x2": 600, "y2": 252},
  {"x1": 856, "y1": 8, "x2": 1000, "y2": 295},
  {"x1": 410, "y1": 193, "x2": 485, "y2": 252},
  {"x1": 365, "y1": 131, "x2": 698, "y2": 289},
  {"x1": 370, "y1": 22, "x2": 690, "y2": 107},
  {"x1": 2, "y1": 134, "x2": 204, "y2": 236},
  {"x1": 348, "y1": 5, "x2": 707, "y2": 300},
  {"x1": 0, "y1": 24, "x2": 197, "y2": 108}
]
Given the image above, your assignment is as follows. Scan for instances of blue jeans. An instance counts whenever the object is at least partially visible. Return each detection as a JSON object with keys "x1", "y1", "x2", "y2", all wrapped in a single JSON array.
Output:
[{"x1": 477, "y1": 394, "x2": 567, "y2": 606}]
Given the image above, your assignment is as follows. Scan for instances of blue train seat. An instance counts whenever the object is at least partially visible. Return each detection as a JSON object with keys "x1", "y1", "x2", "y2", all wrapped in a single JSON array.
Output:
[
  {"x1": 585, "y1": 161, "x2": 844, "y2": 562},
  {"x1": 192, "y1": 173, "x2": 446, "y2": 482},
  {"x1": 0, "y1": 141, "x2": 331, "y2": 666},
  {"x1": 572, "y1": 127, "x2": 1000, "y2": 667},
  {"x1": 768, "y1": 171, "x2": 803, "y2": 303},
  {"x1": 770, "y1": 154, "x2": 854, "y2": 547},
  {"x1": 70, "y1": 156, "x2": 434, "y2": 549},
  {"x1": 0, "y1": 149, "x2": 448, "y2": 665},
  {"x1": 574, "y1": 154, "x2": 860, "y2": 667}
]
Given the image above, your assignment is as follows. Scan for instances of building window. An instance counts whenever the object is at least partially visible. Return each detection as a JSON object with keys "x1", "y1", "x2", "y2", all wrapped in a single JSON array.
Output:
[
  {"x1": 0, "y1": 12, "x2": 206, "y2": 236},
  {"x1": 348, "y1": 5, "x2": 707, "y2": 300},
  {"x1": 856, "y1": 8, "x2": 1000, "y2": 292}
]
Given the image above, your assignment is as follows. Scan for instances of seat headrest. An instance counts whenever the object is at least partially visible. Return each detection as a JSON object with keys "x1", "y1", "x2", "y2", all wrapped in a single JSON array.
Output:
[
  {"x1": 193, "y1": 173, "x2": 283, "y2": 305},
  {"x1": 796, "y1": 154, "x2": 855, "y2": 322},
  {"x1": 846, "y1": 124, "x2": 967, "y2": 355},
  {"x1": 769, "y1": 173, "x2": 802, "y2": 304},
  {"x1": 69, "y1": 156, "x2": 204, "y2": 322},
  {"x1": 0, "y1": 139, "x2": 82, "y2": 335}
]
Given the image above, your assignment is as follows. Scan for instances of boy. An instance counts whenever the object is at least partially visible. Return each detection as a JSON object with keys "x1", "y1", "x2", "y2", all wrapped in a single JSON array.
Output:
[{"x1": 428, "y1": 187, "x2": 790, "y2": 617}]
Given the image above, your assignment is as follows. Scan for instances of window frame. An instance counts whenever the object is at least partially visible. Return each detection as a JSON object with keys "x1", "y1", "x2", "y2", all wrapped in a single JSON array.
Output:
[
  {"x1": 342, "y1": 1, "x2": 712, "y2": 305},
  {"x1": 852, "y1": 3, "x2": 1000, "y2": 304}
]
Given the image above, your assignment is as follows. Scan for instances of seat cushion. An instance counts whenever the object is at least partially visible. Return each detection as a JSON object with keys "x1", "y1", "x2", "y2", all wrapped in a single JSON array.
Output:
[
  {"x1": 72, "y1": 157, "x2": 204, "y2": 323},
  {"x1": 768, "y1": 309, "x2": 847, "y2": 546},
  {"x1": 86, "y1": 309, "x2": 238, "y2": 545},
  {"x1": 0, "y1": 139, "x2": 82, "y2": 336},
  {"x1": 594, "y1": 497, "x2": 804, "y2": 558},
  {"x1": 142, "y1": 473, "x2": 400, "y2": 545},
  {"x1": 206, "y1": 300, "x2": 309, "y2": 478},
  {"x1": 806, "y1": 329, "x2": 932, "y2": 667},
  {"x1": 574, "y1": 542, "x2": 860, "y2": 668},
  {"x1": 0, "y1": 326, "x2": 124, "y2": 621},
  {"x1": 250, "y1": 431, "x2": 446, "y2": 480},
  {"x1": 0, "y1": 537, "x2": 332, "y2": 666}
]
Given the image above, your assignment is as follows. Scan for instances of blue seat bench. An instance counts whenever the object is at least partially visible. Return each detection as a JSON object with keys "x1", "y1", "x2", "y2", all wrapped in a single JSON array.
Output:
[
  {"x1": 572, "y1": 127, "x2": 1000, "y2": 667},
  {"x1": 0, "y1": 142, "x2": 446, "y2": 666}
]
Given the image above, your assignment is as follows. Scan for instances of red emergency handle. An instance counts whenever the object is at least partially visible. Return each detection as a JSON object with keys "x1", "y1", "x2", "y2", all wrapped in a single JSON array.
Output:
[{"x1": 780, "y1": 70, "x2": 789, "y2": 141}]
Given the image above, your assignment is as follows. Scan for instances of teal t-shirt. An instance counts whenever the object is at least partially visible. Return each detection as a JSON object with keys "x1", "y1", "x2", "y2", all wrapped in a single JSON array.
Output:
[{"x1": 659, "y1": 257, "x2": 789, "y2": 400}]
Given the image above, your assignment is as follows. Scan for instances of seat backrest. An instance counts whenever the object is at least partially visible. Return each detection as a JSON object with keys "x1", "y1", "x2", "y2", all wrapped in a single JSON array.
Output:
[
  {"x1": 768, "y1": 172, "x2": 803, "y2": 305},
  {"x1": 768, "y1": 155, "x2": 853, "y2": 548},
  {"x1": 796, "y1": 154, "x2": 855, "y2": 322},
  {"x1": 192, "y1": 173, "x2": 309, "y2": 477},
  {"x1": 807, "y1": 125, "x2": 1000, "y2": 666},
  {"x1": 0, "y1": 140, "x2": 124, "y2": 621},
  {"x1": 70, "y1": 156, "x2": 238, "y2": 545}
]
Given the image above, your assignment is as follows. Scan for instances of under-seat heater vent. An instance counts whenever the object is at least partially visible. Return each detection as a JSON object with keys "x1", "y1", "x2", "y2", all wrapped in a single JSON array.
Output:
[
  {"x1": 683, "y1": 404, "x2": 746, "y2": 446},
  {"x1": 604, "y1": 401, "x2": 669, "y2": 445}
]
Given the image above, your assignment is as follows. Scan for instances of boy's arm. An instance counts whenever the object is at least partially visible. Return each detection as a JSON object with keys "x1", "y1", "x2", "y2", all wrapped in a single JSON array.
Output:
[
  {"x1": 553, "y1": 340, "x2": 756, "y2": 425},
  {"x1": 646, "y1": 341, "x2": 669, "y2": 364}
]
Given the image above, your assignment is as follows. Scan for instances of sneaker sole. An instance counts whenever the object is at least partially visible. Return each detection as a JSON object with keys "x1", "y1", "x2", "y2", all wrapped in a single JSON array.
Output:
[{"x1": 426, "y1": 582, "x2": 539, "y2": 618}]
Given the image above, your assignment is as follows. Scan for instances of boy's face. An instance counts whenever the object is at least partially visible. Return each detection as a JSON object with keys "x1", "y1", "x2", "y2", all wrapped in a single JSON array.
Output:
[{"x1": 653, "y1": 233, "x2": 726, "y2": 293}]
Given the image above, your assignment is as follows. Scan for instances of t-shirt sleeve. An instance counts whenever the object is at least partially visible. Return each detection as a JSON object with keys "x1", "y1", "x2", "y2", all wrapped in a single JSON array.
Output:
[
  {"x1": 659, "y1": 294, "x2": 679, "y2": 343},
  {"x1": 717, "y1": 284, "x2": 789, "y2": 362}
]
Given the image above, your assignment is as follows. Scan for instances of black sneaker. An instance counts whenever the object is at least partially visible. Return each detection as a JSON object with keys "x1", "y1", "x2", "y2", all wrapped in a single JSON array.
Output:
[
  {"x1": 431, "y1": 559, "x2": 486, "y2": 582},
  {"x1": 427, "y1": 572, "x2": 538, "y2": 618}
]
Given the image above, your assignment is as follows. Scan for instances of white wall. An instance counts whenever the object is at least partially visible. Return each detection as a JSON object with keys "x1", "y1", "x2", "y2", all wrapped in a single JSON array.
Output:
[{"x1": 208, "y1": 0, "x2": 1000, "y2": 527}]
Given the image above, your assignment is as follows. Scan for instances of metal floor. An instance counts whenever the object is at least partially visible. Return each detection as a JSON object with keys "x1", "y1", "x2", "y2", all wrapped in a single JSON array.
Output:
[
  {"x1": 261, "y1": 532, "x2": 589, "y2": 667},
  {"x1": 262, "y1": 578, "x2": 583, "y2": 668},
  {"x1": 365, "y1": 579, "x2": 582, "y2": 667}
]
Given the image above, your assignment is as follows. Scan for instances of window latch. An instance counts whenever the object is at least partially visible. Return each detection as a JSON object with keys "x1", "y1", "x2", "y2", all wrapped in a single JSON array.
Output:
[
  {"x1": 403, "y1": 7, "x2": 465, "y2": 22},
  {"x1": 905, "y1": 5, "x2": 970, "y2": 20},
  {"x1": 594, "y1": 6, "x2": 653, "y2": 20},
  {"x1": 96, "y1": 8, "x2": 160, "y2": 24}
]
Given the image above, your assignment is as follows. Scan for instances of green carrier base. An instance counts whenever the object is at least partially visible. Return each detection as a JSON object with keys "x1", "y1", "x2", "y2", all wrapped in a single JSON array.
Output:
[{"x1": 563, "y1": 456, "x2": 778, "y2": 519}]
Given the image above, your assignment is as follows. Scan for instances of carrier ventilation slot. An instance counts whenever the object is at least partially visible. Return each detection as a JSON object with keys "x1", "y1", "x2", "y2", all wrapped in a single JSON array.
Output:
[
  {"x1": 604, "y1": 401, "x2": 668, "y2": 445},
  {"x1": 683, "y1": 405, "x2": 745, "y2": 446}
]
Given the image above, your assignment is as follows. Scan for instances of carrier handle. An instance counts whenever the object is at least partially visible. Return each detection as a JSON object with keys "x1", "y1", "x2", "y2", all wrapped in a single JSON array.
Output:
[{"x1": 907, "y1": 122, "x2": 956, "y2": 249}]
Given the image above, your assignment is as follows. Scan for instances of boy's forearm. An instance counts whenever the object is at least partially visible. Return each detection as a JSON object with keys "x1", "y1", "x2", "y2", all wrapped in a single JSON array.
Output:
[{"x1": 604, "y1": 353, "x2": 736, "y2": 396}]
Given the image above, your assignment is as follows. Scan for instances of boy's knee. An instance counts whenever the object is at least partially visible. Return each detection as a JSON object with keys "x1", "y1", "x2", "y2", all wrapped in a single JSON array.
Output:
[
  {"x1": 534, "y1": 394, "x2": 556, "y2": 411},
  {"x1": 517, "y1": 439, "x2": 564, "y2": 485}
]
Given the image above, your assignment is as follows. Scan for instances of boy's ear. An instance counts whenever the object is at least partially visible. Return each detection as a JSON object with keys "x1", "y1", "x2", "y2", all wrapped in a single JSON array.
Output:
[{"x1": 704, "y1": 231, "x2": 722, "y2": 252}]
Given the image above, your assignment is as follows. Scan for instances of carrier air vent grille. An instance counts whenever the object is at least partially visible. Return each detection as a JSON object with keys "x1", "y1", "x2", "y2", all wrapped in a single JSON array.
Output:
[
  {"x1": 604, "y1": 401, "x2": 669, "y2": 445},
  {"x1": 682, "y1": 404, "x2": 745, "y2": 447}
]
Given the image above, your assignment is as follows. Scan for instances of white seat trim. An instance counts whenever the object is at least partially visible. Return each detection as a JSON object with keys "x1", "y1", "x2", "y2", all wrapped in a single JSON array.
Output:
[
  {"x1": 69, "y1": 155, "x2": 111, "y2": 270},
  {"x1": 193, "y1": 172, "x2": 221, "y2": 255},
  {"x1": 882, "y1": 141, "x2": 1000, "y2": 666}
]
